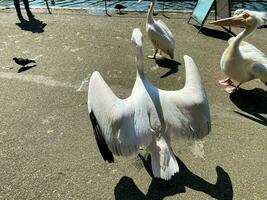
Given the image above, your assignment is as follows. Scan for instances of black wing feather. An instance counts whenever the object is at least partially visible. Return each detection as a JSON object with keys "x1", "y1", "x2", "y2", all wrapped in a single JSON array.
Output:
[{"x1": 89, "y1": 110, "x2": 114, "y2": 163}]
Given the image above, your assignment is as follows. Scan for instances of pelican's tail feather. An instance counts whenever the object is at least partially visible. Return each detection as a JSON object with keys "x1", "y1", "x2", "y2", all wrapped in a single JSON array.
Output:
[{"x1": 150, "y1": 137, "x2": 179, "y2": 180}]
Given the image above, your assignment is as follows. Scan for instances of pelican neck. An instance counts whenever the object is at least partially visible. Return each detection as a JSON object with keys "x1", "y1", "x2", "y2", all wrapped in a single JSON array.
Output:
[
  {"x1": 147, "y1": 0, "x2": 156, "y2": 24},
  {"x1": 232, "y1": 22, "x2": 257, "y2": 48},
  {"x1": 135, "y1": 45, "x2": 144, "y2": 76}
]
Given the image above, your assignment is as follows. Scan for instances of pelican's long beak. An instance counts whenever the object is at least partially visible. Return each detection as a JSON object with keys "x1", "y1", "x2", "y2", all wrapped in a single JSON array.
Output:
[{"x1": 210, "y1": 14, "x2": 247, "y2": 27}]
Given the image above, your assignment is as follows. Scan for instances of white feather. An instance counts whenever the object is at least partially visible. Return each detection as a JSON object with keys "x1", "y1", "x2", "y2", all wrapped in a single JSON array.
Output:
[
  {"x1": 149, "y1": 136, "x2": 179, "y2": 180},
  {"x1": 160, "y1": 55, "x2": 211, "y2": 139},
  {"x1": 88, "y1": 72, "x2": 152, "y2": 156},
  {"x1": 228, "y1": 38, "x2": 267, "y2": 65}
]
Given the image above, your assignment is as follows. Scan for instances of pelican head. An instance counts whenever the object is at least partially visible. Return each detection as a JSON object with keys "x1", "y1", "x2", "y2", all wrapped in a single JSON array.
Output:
[
  {"x1": 131, "y1": 28, "x2": 143, "y2": 47},
  {"x1": 131, "y1": 28, "x2": 144, "y2": 74},
  {"x1": 234, "y1": 9, "x2": 267, "y2": 25},
  {"x1": 210, "y1": 11, "x2": 264, "y2": 29}
]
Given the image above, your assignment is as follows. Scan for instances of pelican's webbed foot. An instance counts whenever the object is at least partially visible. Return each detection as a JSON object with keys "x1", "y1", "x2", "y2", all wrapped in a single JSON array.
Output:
[
  {"x1": 219, "y1": 78, "x2": 233, "y2": 86},
  {"x1": 224, "y1": 83, "x2": 241, "y2": 94},
  {"x1": 224, "y1": 86, "x2": 238, "y2": 93}
]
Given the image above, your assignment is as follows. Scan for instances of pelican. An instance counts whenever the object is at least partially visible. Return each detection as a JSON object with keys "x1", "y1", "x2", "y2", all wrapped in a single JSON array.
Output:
[
  {"x1": 210, "y1": 11, "x2": 267, "y2": 93},
  {"x1": 138, "y1": 0, "x2": 175, "y2": 59},
  {"x1": 88, "y1": 28, "x2": 210, "y2": 180}
]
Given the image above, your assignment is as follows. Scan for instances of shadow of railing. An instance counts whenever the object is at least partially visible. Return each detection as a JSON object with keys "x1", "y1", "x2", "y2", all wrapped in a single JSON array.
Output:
[{"x1": 193, "y1": 25, "x2": 235, "y2": 41}]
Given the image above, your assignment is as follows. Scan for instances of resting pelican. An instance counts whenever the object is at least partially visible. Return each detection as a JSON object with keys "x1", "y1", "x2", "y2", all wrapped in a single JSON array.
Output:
[
  {"x1": 88, "y1": 28, "x2": 210, "y2": 180},
  {"x1": 210, "y1": 11, "x2": 267, "y2": 93},
  {"x1": 138, "y1": 0, "x2": 175, "y2": 59}
]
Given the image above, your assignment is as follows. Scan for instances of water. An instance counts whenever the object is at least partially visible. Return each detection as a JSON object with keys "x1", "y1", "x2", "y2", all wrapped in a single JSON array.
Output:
[{"x1": 0, "y1": 0, "x2": 266, "y2": 12}]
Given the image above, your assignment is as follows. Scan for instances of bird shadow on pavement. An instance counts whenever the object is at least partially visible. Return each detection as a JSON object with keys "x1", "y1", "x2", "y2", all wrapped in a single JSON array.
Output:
[
  {"x1": 116, "y1": 12, "x2": 127, "y2": 15},
  {"x1": 193, "y1": 25, "x2": 235, "y2": 41},
  {"x1": 115, "y1": 154, "x2": 233, "y2": 200},
  {"x1": 155, "y1": 58, "x2": 181, "y2": 78},
  {"x1": 230, "y1": 88, "x2": 267, "y2": 126},
  {"x1": 258, "y1": 25, "x2": 267, "y2": 29},
  {"x1": 16, "y1": 17, "x2": 47, "y2": 33},
  {"x1": 18, "y1": 64, "x2": 37, "y2": 73}
]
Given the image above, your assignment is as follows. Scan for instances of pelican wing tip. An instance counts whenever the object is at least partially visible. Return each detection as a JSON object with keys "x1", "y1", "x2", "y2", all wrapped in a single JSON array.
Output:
[{"x1": 89, "y1": 110, "x2": 115, "y2": 163}]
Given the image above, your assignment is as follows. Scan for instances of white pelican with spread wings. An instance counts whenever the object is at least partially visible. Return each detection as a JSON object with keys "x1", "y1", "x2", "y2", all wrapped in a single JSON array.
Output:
[{"x1": 88, "y1": 28, "x2": 210, "y2": 180}]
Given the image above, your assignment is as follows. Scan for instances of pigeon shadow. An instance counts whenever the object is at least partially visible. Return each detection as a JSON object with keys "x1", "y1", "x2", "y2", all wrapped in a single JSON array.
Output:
[
  {"x1": 230, "y1": 88, "x2": 267, "y2": 126},
  {"x1": 18, "y1": 64, "x2": 37, "y2": 73},
  {"x1": 115, "y1": 154, "x2": 233, "y2": 200},
  {"x1": 193, "y1": 25, "x2": 235, "y2": 41},
  {"x1": 16, "y1": 17, "x2": 47, "y2": 33},
  {"x1": 155, "y1": 58, "x2": 181, "y2": 78}
]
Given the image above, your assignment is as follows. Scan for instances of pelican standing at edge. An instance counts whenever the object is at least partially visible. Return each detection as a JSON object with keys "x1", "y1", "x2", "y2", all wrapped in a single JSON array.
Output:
[
  {"x1": 138, "y1": 0, "x2": 175, "y2": 59},
  {"x1": 210, "y1": 10, "x2": 267, "y2": 93},
  {"x1": 88, "y1": 28, "x2": 210, "y2": 180}
]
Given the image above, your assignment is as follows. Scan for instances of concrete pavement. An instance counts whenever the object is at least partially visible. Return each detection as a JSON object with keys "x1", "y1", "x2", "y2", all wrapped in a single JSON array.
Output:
[{"x1": 0, "y1": 8, "x2": 266, "y2": 199}]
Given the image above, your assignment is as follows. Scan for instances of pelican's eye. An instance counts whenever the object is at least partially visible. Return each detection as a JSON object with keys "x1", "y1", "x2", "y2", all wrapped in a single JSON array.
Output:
[{"x1": 243, "y1": 12, "x2": 250, "y2": 19}]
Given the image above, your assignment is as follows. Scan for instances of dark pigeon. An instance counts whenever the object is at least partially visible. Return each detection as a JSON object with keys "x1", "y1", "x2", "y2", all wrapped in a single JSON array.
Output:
[
  {"x1": 13, "y1": 57, "x2": 36, "y2": 67},
  {"x1": 114, "y1": 4, "x2": 127, "y2": 14}
]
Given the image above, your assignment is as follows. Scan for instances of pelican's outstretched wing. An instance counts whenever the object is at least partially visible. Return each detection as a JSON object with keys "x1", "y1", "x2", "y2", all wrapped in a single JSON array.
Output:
[
  {"x1": 88, "y1": 71, "x2": 152, "y2": 162},
  {"x1": 160, "y1": 55, "x2": 211, "y2": 139}
]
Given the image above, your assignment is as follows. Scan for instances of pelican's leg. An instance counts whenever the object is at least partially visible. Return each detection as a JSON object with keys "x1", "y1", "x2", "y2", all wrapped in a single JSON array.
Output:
[
  {"x1": 148, "y1": 49, "x2": 159, "y2": 59},
  {"x1": 156, "y1": 49, "x2": 163, "y2": 59},
  {"x1": 218, "y1": 77, "x2": 233, "y2": 86},
  {"x1": 224, "y1": 83, "x2": 242, "y2": 94}
]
